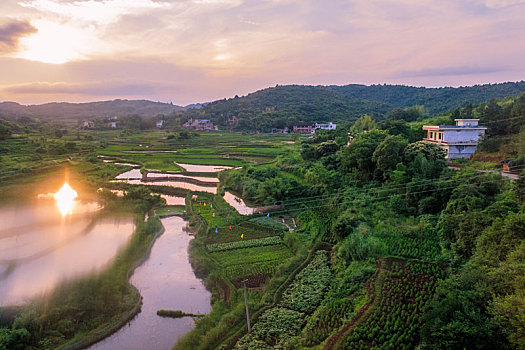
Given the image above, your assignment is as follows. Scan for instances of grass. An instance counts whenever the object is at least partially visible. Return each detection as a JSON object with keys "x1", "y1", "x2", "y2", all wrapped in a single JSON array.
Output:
[{"x1": 156, "y1": 206, "x2": 185, "y2": 217}]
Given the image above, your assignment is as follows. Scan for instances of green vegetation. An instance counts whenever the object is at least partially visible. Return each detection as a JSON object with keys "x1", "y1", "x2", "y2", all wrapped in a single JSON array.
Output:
[
  {"x1": 156, "y1": 310, "x2": 203, "y2": 318},
  {"x1": 2, "y1": 87, "x2": 525, "y2": 350},
  {"x1": 183, "y1": 82, "x2": 525, "y2": 131},
  {"x1": 206, "y1": 236, "x2": 283, "y2": 253}
]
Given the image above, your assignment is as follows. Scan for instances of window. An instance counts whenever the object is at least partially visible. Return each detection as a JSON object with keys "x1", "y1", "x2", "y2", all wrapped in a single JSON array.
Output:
[
  {"x1": 429, "y1": 131, "x2": 433, "y2": 139},
  {"x1": 438, "y1": 133, "x2": 443, "y2": 140}
]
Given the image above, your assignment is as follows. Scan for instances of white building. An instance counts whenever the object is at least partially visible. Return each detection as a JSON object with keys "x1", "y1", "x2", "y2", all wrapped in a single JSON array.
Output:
[
  {"x1": 156, "y1": 120, "x2": 165, "y2": 128},
  {"x1": 422, "y1": 119, "x2": 487, "y2": 159},
  {"x1": 314, "y1": 122, "x2": 337, "y2": 131}
]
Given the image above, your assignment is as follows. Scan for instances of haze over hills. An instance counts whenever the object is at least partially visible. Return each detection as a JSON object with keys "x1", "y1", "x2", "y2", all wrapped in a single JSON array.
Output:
[{"x1": 0, "y1": 100, "x2": 186, "y2": 121}]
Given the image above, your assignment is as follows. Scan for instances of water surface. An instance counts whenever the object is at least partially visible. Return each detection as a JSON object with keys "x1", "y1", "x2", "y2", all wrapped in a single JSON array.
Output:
[
  {"x1": 89, "y1": 216, "x2": 211, "y2": 350},
  {"x1": 223, "y1": 191, "x2": 256, "y2": 215},
  {"x1": 175, "y1": 163, "x2": 233, "y2": 173},
  {"x1": 0, "y1": 202, "x2": 134, "y2": 306}
]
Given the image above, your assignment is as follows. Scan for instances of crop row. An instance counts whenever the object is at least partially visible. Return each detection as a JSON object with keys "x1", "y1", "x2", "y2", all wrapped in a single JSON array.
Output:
[
  {"x1": 211, "y1": 245, "x2": 293, "y2": 267},
  {"x1": 224, "y1": 260, "x2": 284, "y2": 280},
  {"x1": 301, "y1": 298, "x2": 355, "y2": 347},
  {"x1": 236, "y1": 251, "x2": 333, "y2": 349},
  {"x1": 341, "y1": 259, "x2": 443, "y2": 350},
  {"x1": 206, "y1": 236, "x2": 283, "y2": 253},
  {"x1": 280, "y1": 251, "x2": 333, "y2": 313},
  {"x1": 376, "y1": 232, "x2": 441, "y2": 260}
]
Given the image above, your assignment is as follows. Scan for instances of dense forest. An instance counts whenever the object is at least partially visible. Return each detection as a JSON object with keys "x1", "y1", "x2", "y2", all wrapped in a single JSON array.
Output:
[{"x1": 185, "y1": 81, "x2": 525, "y2": 131}]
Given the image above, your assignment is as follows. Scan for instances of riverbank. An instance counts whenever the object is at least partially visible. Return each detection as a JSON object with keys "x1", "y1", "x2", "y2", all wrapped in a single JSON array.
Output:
[
  {"x1": 87, "y1": 216, "x2": 211, "y2": 350},
  {"x1": 173, "y1": 192, "x2": 314, "y2": 350},
  {"x1": 59, "y1": 218, "x2": 166, "y2": 350}
]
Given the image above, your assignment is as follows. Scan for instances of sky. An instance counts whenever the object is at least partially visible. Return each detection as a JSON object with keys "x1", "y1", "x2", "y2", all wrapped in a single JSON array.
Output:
[{"x1": 0, "y1": 0, "x2": 524, "y2": 106}]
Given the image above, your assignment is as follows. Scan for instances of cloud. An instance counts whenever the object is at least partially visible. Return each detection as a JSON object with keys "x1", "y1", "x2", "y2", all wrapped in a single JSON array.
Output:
[
  {"x1": 0, "y1": 20, "x2": 37, "y2": 53},
  {"x1": 18, "y1": 0, "x2": 171, "y2": 25},
  {"x1": 3, "y1": 80, "x2": 184, "y2": 96},
  {"x1": 484, "y1": 0, "x2": 525, "y2": 9}
]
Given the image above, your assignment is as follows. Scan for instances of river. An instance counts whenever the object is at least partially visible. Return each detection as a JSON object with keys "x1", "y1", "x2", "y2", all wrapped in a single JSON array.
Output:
[{"x1": 89, "y1": 216, "x2": 211, "y2": 350}]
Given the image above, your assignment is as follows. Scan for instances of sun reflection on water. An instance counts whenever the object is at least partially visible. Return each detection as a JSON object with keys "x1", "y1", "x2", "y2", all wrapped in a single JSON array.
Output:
[{"x1": 54, "y1": 183, "x2": 78, "y2": 216}]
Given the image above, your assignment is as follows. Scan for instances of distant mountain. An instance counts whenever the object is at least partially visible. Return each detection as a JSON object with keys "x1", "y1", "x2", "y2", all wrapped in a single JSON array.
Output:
[
  {"x1": 0, "y1": 99, "x2": 185, "y2": 121},
  {"x1": 329, "y1": 81, "x2": 525, "y2": 114},
  {"x1": 185, "y1": 81, "x2": 525, "y2": 130}
]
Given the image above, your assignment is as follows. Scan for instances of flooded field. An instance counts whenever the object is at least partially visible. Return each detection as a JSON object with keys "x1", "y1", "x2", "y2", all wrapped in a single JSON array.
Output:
[
  {"x1": 114, "y1": 179, "x2": 217, "y2": 194},
  {"x1": 223, "y1": 191, "x2": 256, "y2": 215},
  {"x1": 175, "y1": 163, "x2": 233, "y2": 173}
]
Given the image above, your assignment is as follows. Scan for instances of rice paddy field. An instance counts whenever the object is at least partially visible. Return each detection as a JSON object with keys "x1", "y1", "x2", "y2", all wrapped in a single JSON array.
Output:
[{"x1": 95, "y1": 131, "x2": 297, "y2": 171}]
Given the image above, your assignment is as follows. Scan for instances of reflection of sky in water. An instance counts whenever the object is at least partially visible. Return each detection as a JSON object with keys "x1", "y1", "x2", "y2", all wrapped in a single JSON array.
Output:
[
  {"x1": 160, "y1": 195, "x2": 186, "y2": 206},
  {"x1": 223, "y1": 191, "x2": 256, "y2": 215},
  {"x1": 175, "y1": 163, "x2": 233, "y2": 173},
  {"x1": 147, "y1": 172, "x2": 220, "y2": 183},
  {"x1": 89, "y1": 216, "x2": 210, "y2": 350},
  {"x1": 0, "y1": 202, "x2": 134, "y2": 306},
  {"x1": 114, "y1": 179, "x2": 217, "y2": 194},
  {"x1": 115, "y1": 169, "x2": 142, "y2": 179}
]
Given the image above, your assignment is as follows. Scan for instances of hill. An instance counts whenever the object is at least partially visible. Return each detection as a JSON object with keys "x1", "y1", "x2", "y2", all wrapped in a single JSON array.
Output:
[
  {"x1": 185, "y1": 81, "x2": 525, "y2": 131},
  {"x1": 329, "y1": 81, "x2": 525, "y2": 114},
  {"x1": 0, "y1": 100, "x2": 185, "y2": 121},
  {"x1": 184, "y1": 85, "x2": 391, "y2": 130}
]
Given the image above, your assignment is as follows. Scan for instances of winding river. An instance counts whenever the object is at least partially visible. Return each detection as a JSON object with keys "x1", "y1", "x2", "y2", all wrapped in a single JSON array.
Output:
[{"x1": 89, "y1": 216, "x2": 211, "y2": 350}]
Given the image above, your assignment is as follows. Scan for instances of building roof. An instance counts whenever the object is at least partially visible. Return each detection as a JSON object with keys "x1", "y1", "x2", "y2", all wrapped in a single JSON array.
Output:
[{"x1": 423, "y1": 125, "x2": 487, "y2": 130}]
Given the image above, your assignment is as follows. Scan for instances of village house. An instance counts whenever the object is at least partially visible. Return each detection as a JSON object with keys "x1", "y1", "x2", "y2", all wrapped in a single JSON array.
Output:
[
  {"x1": 109, "y1": 121, "x2": 118, "y2": 129},
  {"x1": 422, "y1": 119, "x2": 487, "y2": 159},
  {"x1": 156, "y1": 120, "x2": 165, "y2": 128},
  {"x1": 183, "y1": 118, "x2": 217, "y2": 131},
  {"x1": 315, "y1": 122, "x2": 337, "y2": 131},
  {"x1": 293, "y1": 124, "x2": 315, "y2": 133},
  {"x1": 81, "y1": 120, "x2": 94, "y2": 129},
  {"x1": 293, "y1": 122, "x2": 337, "y2": 134}
]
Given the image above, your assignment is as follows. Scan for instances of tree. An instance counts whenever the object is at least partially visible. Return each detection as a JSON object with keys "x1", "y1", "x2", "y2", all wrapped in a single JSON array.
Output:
[
  {"x1": 420, "y1": 270, "x2": 509, "y2": 350},
  {"x1": 0, "y1": 122, "x2": 12, "y2": 140},
  {"x1": 385, "y1": 107, "x2": 422, "y2": 122},
  {"x1": 316, "y1": 140, "x2": 339, "y2": 157},
  {"x1": 372, "y1": 135, "x2": 408, "y2": 180},
  {"x1": 351, "y1": 114, "x2": 377, "y2": 134},
  {"x1": 340, "y1": 130, "x2": 387, "y2": 181},
  {"x1": 403, "y1": 141, "x2": 446, "y2": 179}
]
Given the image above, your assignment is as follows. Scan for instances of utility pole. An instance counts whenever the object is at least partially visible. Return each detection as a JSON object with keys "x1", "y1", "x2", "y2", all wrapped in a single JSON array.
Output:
[{"x1": 242, "y1": 279, "x2": 251, "y2": 332}]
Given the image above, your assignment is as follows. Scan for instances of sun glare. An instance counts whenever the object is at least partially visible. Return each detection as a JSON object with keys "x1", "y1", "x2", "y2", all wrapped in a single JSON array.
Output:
[
  {"x1": 17, "y1": 20, "x2": 95, "y2": 64},
  {"x1": 54, "y1": 183, "x2": 78, "y2": 216}
]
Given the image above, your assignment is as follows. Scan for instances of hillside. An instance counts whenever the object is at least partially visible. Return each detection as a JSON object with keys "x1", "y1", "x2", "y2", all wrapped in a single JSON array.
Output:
[
  {"x1": 185, "y1": 81, "x2": 525, "y2": 130},
  {"x1": 185, "y1": 85, "x2": 391, "y2": 130},
  {"x1": 330, "y1": 81, "x2": 525, "y2": 114},
  {"x1": 0, "y1": 100, "x2": 185, "y2": 121}
]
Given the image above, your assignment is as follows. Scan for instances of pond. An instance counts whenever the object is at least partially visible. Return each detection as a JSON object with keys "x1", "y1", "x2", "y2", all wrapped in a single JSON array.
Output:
[{"x1": 89, "y1": 216, "x2": 211, "y2": 350}]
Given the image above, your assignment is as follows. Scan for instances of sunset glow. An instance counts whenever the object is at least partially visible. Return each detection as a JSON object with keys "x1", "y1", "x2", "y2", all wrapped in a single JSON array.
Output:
[
  {"x1": 54, "y1": 183, "x2": 78, "y2": 216},
  {"x1": 0, "y1": 0, "x2": 524, "y2": 104}
]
